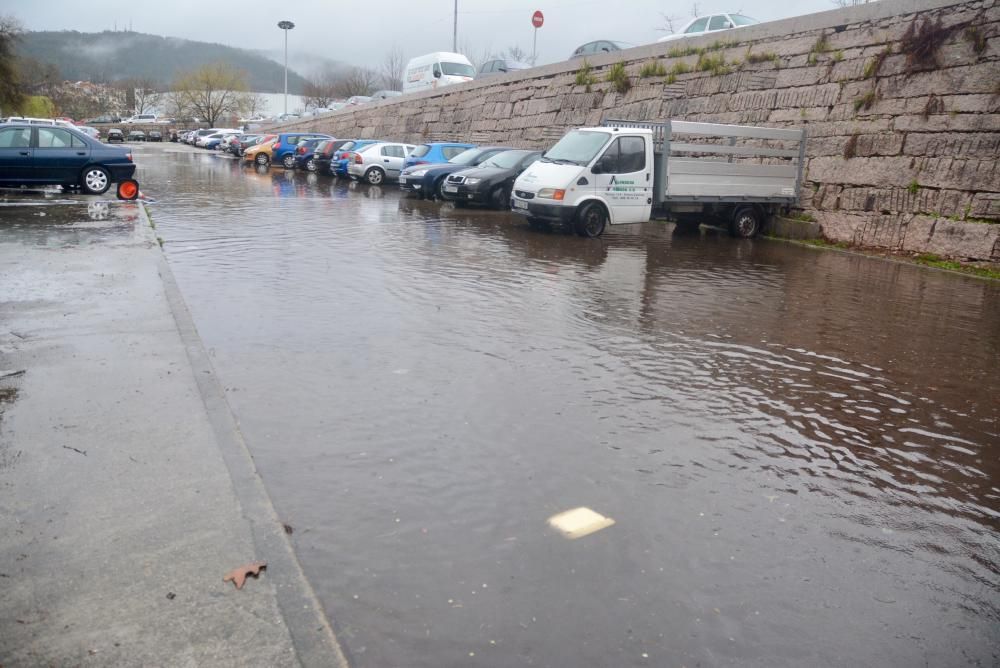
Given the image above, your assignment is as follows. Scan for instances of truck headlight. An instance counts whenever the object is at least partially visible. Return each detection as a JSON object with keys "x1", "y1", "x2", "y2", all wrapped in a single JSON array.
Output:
[{"x1": 537, "y1": 188, "x2": 566, "y2": 201}]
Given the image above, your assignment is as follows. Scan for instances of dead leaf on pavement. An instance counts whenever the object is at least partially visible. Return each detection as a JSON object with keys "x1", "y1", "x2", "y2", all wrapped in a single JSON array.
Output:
[{"x1": 223, "y1": 561, "x2": 267, "y2": 590}]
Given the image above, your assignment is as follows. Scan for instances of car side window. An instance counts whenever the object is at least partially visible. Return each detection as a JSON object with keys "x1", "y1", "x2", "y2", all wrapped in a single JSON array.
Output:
[
  {"x1": 71, "y1": 134, "x2": 88, "y2": 148},
  {"x1": 619, "y1": 136, "x2": 646, "y2": 172},
  {"x1": 687, "y1": 17, "x2": 710, "y2": 33},
  {"x1": 597, "y1": 139, "x2": 620, "y2": 173},
  {"x1": 709, "y1": 15, "x2": 731, "y2": 30},
  {"x1": 0, "y1": 127, "x2": 31, "y2": 148},
  {"x1": 37, "y1": 127, "x2": 73, "y2": 148}
]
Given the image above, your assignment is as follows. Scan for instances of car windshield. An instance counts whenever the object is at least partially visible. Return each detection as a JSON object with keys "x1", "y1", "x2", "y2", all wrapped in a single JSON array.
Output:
[
  {"x1": 543, "y1": 130, "x2": 610, "y2": 165},
  {"x1": 730, "y1": 14, "x2": 758, "y2": 25},
  {"x1": 448, "y1": 148, "x2": 487, "y2": 165},
  {"x1": 441, "y1": 62, "x2": 476, "y2": 77},
  {"x1": 411, "y1": 145, "x2": 431, "y2": 158},
  {"x1": 480, "y1": 150, "x2": 528, "y2": 169}
]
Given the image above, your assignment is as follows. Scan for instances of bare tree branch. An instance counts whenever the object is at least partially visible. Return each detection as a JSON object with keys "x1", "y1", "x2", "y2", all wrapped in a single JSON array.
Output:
[
  {"x1": 171, "y1": 63, "x2": 248, "y2": 126},
  {"x1": 380, "y1": 46, "x2": 406, "y2": 91}
]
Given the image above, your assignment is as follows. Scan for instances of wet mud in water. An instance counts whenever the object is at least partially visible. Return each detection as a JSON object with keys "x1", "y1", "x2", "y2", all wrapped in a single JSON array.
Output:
[{"x1": 137, "y1": 145, "x2": 998, "y2": 667}]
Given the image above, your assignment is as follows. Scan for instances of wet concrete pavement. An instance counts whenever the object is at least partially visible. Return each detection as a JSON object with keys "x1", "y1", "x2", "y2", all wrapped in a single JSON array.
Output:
[
  {"x1": 6, "y1": 141, "x2": 1000, "y2": 667},
  {"x1": 0, "y1": 193, "x2": 345, "y2": 666}
]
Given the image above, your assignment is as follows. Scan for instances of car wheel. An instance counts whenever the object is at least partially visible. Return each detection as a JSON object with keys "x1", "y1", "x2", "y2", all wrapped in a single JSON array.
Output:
[
  {"x1": 80, "y1": 166, "x2": 111, "y2": 195},
  {"x1": 306, "y1": 159, "x2": 317, "y2": 172},
  {"x1": 282, "y1": 154, "x2": 296, "y2": 169},
  {"x1": 730, "y1": 206, "x2": 760, "y2": 238},
  {"x1": 491, "y1": 185, "x2": 511, "y2": 210},
  {"x1": 575, "y1": 202, "x2": 607, "y2": 238},
  {"x1": 365, "y1": 168, "x2": 385, "y2": 185},
  {"x1": 255, "y1": 153, "x2": 269, "y2": 166}
]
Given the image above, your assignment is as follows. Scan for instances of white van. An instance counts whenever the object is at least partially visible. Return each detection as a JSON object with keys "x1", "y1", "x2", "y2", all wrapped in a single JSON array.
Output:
[{"x1": 402, "y1": 52, "x2": 476, "y2": 94}]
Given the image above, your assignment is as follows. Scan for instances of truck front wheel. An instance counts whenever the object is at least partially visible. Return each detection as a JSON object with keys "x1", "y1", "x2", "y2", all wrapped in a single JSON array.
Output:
[
  {"x1": 575, "y1": 202, "x2": 607, "y2": 238},
  {"x1": 730, "y1": 206, "x2": 761, "y2": 238}
]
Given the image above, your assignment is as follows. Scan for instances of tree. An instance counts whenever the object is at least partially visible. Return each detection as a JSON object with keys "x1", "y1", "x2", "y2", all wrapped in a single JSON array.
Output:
[
  {"x1": 171, "y1": 63, "x2": 248, "y2": 125},
  {"x1": 123, "y1": 78, "x2": 161, "y2": 115},
  {"x1": 0, "y1": 15, "x2": 25, "y2": 113},
  {"x1": 504, "y1": 45, "x2": 531, "y2": 65},
  {"x1": 334, "y1": 67, "x2": 378, "y2": 98},
  {"x1": 302, "y1": 70, "x2": 339, "y2": 109},
  {"x1": 237, "y1": 92, "x2": 266, "y2": 119},
  {"x1": 380, "y1": 46, "x2": 406, "y2": 91}
]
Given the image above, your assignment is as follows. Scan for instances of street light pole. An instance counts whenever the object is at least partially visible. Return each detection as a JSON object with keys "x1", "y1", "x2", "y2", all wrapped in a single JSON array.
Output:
[
  {"x1": 452, "y1": 0, "x2": 457, "y2": 52},
  {"x1": 277, "y1": 20, "x2": 295, "y2": 116}
]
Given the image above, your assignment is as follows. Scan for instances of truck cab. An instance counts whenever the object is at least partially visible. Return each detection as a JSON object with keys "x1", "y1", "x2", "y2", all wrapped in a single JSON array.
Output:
[{"x1": 511, "y1": 126, "x2": 655, "y2": 237}]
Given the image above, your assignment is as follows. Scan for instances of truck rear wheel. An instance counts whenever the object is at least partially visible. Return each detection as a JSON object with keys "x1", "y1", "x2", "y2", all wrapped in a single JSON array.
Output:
[
  {"x1": 575, "y1": 202, "x2": 607, "y2": 238},
  {"x1": 730, "y1": 206, "x2": 761, "y2": 238}
]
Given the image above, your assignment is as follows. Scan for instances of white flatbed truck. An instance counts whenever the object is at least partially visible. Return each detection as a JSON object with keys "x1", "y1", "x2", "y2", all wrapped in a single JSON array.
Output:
[{"x1": 510, "y1": 118, "x2": 807, "y2": 238}]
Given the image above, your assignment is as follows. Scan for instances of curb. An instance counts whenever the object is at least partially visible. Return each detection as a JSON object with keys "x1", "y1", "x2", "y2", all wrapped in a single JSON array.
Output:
[{"x1": 136, "y1": 203, "x2": 351, "y2": 668}]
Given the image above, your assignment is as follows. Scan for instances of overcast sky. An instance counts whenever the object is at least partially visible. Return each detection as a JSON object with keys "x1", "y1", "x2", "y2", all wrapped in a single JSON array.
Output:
[{"x1": 5, "y1": 0, "x2": 839, "y2": 72}]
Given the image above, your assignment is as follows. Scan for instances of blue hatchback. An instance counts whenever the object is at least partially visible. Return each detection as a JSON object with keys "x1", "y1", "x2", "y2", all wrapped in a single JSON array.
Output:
[
  {"x1": 403, "y1": 142, "x2": 475, "y2": 170},
  {"x1": 331, "y1": 139, "x2": 379, "y2": 177},
  {"x1": 272, "y1": 132, "x2": 331, "y2": 169},
  {"x1": 0, "y1": 122, "x2": 136, "y2": 195}
]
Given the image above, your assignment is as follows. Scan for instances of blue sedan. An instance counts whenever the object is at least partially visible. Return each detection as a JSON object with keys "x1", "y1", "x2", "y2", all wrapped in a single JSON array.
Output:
[{"x1": 0, "y1": 123, "x2": 136, "y2": 195}]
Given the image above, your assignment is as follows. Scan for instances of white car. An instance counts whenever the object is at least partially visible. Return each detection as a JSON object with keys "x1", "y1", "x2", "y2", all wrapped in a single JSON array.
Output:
[
  {"x1": 346, "y1": 142, "x2": 416, "y2": 185},
  {"x1": 658, "y1": 13, "x2": 758, "y2": 42},
  {"x1": 195, "y1": 130, "x2": 240, "y2": 148},
  {"x1": 124, "y1": 114, "x2": 158, "y2": 124}
]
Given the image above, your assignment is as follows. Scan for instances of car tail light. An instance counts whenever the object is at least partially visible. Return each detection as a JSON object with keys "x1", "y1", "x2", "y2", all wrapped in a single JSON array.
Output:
[
  {"x1": 272, "y1": 142, "x2": 280, "y2": 150},
  {"x1": 354, "y1": 153, "x2": 363, "y2": 164},
  {"x1": 414, "y1": 160, "x2": 427, "y2": 165},
  {"x1": 126, "y1": 152, "x2": 133, "y2": 162}
]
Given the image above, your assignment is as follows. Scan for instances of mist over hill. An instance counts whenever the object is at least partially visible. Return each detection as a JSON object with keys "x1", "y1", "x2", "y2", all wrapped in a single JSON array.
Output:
[{"x1": 17, "y1": 30, "x2": 313, "y2": 93}]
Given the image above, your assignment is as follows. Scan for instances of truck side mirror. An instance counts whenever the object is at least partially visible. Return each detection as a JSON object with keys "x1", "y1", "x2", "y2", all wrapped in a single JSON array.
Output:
[
  {"x1": 591, "y1": 162, "x2": 602, "y2": 174},
  {"x1": 433, "y1": 66, "x2": 442, "y2": 78}
]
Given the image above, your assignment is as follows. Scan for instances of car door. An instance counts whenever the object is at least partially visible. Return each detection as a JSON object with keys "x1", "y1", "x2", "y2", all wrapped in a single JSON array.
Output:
[
  {"x1": 707, "y1": 14, "x2": 733, "y2": 33},
  {"x1": 380, "y1": 144, "x2": 406, "y2": 178},
  {"x1": 592, "y1": 135, "x2": 650, "y2": 224},
  {"x1": 685, "y1": 17, "x2": 710, "y2": 36},
  {"x1": 0, "y1": 126, "x2": 33, "y2": 181},
  {"x1": 34, "y1": 126, "x2": 90, "y2": 184}
]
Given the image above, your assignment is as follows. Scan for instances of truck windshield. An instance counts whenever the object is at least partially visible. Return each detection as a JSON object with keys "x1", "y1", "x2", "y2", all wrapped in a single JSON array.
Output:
[
  {"x1": 441, "y1": 62, "x2": 476, "y2": 77},
  {"x1": 542, "y1": 130, "x2": 610, "y2": 165}
]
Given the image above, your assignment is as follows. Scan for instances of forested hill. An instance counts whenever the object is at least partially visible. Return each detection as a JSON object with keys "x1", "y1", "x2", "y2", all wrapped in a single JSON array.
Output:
[{"x1": 16, "y1": 30, "x2": 310, "y2": 93}]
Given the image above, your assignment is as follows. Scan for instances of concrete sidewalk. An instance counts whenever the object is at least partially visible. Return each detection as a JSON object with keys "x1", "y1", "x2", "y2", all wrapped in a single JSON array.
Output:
[{"x1": 0, "y1": 197, "x2": 347, "y2": 667}]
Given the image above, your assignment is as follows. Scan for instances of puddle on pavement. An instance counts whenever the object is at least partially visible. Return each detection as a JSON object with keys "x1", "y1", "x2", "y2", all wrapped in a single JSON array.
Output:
[{"x1": 32, "y1": 144, "x2": 1000, "y2": 666}]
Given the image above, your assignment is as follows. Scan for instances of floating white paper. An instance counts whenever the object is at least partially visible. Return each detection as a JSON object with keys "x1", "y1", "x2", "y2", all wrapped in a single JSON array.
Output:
[{"x1": 548, "y1": 507, "x2": 616, "y2": 539}]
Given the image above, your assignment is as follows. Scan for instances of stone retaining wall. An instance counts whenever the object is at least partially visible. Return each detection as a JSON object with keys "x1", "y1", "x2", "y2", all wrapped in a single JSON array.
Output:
[{"x1": 275, "y1": 0, "x2": 1000, "y2": 261}]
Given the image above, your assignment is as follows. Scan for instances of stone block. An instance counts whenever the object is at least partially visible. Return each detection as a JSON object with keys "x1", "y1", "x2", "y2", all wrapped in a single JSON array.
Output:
[{"x1": 903, "y1": 132, "x2": 1000, "y2": 158}]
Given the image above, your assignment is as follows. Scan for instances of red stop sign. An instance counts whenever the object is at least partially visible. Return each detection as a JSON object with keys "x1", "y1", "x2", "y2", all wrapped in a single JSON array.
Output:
[{"x1": 532, "y1": 10, "x2": 544, "y2": 28}]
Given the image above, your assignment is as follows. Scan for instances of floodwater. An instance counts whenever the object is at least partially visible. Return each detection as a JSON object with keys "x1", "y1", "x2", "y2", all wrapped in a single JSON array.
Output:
[{"x1": 138, "y1": 144, "x2": 998, "y2": 667}]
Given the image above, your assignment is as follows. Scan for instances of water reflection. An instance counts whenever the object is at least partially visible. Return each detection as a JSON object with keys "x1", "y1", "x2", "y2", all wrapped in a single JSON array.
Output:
[{"x1": 141, "y1": 144, "x2": 999, "y2": 668}]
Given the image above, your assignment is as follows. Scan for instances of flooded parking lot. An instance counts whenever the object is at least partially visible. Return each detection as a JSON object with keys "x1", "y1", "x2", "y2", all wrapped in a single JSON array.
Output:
[{"x1": 134, "y1": 143, "x2": 999, "y2": 667}]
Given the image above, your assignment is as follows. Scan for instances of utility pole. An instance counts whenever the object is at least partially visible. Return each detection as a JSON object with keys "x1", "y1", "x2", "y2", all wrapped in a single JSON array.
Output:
[
  {"x1": 277, "y1": 21, "x2": 295, "y2": 116},
  {"x1": 453, "y1": 0, "x2": 457, "y2": 52}
]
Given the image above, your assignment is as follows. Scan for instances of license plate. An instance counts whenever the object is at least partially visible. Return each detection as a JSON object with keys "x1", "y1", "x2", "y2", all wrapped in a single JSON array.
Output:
[
  {"x1": 512, "y1": 199, "x2": 528, "y2": 210},
  {"x1": 444, "y1": 185, "x2": 458, "y2": 193},
  {"x1": 399, "y1": 177, "x2": 407, "y2": 184}
]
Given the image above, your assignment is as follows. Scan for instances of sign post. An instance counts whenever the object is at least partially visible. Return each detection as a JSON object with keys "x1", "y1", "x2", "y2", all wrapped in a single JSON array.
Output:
[{"x1": 531, "y1": 10, "x2": 544, "y2": 64}]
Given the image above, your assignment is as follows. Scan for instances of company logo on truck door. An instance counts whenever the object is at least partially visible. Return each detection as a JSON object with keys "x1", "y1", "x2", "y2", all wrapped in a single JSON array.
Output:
[{"x1": 607, "y1": 175, "x2": 636, "y2": 192}]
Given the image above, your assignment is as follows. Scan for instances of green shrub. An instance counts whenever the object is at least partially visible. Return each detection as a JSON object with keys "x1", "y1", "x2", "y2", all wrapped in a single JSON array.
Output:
[
  {"x1": 745, "y1": 51, "x2": 779, "y2": 64},
  {"x1": 605, "y1": 62, "x2": 631, "y2": 94},
  {"x1": 574, "y1": 60, "x2": 597, "y2": 90},
  {"x1": 638, "y1": 60, "x2": 668, "y2": 78}
]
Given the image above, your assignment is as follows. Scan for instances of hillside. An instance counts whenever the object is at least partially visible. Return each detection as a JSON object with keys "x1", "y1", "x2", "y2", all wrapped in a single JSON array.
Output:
[{"x1": 16, "y1": 30, "x2": 311, "y2": 93}]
